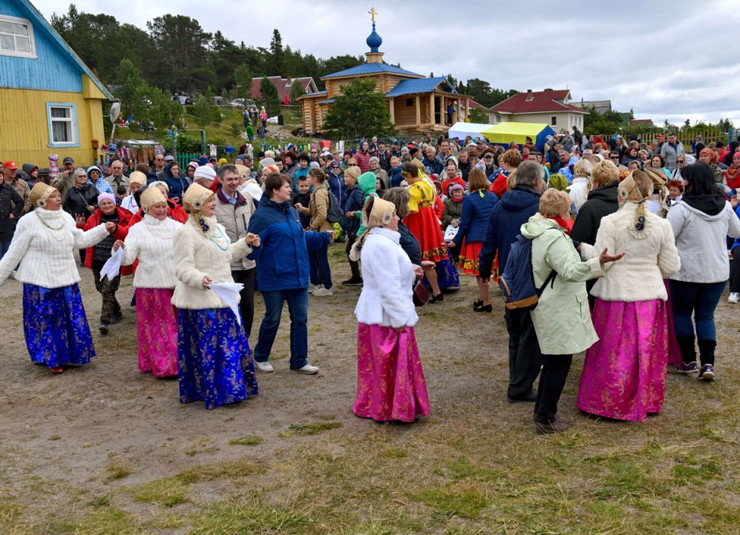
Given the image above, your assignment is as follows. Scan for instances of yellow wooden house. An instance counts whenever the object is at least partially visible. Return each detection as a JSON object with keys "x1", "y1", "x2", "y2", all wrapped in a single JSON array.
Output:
[
  {"x1": 300, "y1": 23, "x2": 470, "y2": 137},
  {"x1": 0, "y1": 0, "x2": 112, "y2": 167}
]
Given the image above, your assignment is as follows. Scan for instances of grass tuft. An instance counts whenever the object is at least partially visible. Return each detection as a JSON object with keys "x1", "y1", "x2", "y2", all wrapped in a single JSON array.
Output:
[
  {"x1": 228, "y1": 435, "x2": 263, "y2": 446},
  {"x1": 132, "y1": 477, "x2": 188, "y2": 507},
  {"x1": 190, "y1": 495, "x2": 310, "y2": 534},
  {"x1": 288, "y1": 422, "x2": 343, "y2": 435}
]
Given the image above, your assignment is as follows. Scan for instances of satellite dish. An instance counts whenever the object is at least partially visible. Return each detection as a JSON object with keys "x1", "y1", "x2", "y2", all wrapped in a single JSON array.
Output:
[{"x1": 109, "y1": 101, "x2": 121, "y2": 124}]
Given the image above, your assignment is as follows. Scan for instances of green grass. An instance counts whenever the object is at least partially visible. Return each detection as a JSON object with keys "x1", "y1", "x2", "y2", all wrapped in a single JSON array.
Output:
[
  {"x1": 228, "y1": 434, "x2": 264, "y2": 446},
  {"x1": 131, "y1": 477, "x2": 188, "y2": 507},
  {"x1": 287, "y1": 422, "x2": 343, "y2": 435}
]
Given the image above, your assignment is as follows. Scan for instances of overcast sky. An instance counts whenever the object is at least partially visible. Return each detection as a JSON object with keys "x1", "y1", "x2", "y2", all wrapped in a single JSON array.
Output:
[{"x1": 33, "y1": 0, "x2": 740, "y2": 127}]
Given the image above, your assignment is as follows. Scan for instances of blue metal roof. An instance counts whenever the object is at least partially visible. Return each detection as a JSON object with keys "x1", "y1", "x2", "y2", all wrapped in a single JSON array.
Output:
[
  {"x1": 385, "y1": 77, "x2": 457, "y2": 98},
  {"x1": 324, "y1": 63, "x2": 422, "y2": 79},
  {"x1": 2, "y1": 0, "x2": 113, "y2": 99},
  {"x1": 317, "y1": 99, "x2": 335, "y2": 105}
]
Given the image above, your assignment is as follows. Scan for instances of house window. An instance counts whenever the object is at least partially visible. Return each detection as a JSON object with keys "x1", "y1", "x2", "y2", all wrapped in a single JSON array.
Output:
[
  {"x1": 406, "y1": 98, "x2": 413, "y2": 107},
  {"x1": 550, "y1": 116, "x2": 557, "y2": 126},
  {"x1": 495, "y1": 113, "x2": 501, "y2": 123},
  {"x1": 46, "y1": 103, "x2": 79, "y2": 147},
  {"x1": 0, "y1": 15, "x2": 36, "y2": 58}
]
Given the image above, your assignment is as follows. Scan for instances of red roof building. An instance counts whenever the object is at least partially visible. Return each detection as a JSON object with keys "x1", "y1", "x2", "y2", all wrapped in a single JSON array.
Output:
[
  {"x1": 489, "y1": 89, "x2": 587, "y2": 133},
  {"x1": 250, "y1": 76, "x2": 319, "y2": 105}
]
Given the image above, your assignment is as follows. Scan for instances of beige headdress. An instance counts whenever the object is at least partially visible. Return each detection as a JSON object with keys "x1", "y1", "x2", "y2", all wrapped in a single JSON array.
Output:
[
  {"x1": 140, "y1": 186, "x2": 167, "y2": 212},
  {"x1": 182, "y1": 183, "x2": 214, "y2": 213},
  {"x1": 361, "y1": 195, "x2": 396, "y2": 230},
  {"x1": 29, "y1": 183, "x2": 57, "y2": 208},
  {"x1": 618, "y1": 170, "x2": 652, "y2": 239}
]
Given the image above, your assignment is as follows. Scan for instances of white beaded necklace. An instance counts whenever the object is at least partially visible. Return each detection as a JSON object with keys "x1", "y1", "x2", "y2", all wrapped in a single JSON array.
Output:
[{"x1": 36, "y1": 210, "x2": 68, "y2": 242}]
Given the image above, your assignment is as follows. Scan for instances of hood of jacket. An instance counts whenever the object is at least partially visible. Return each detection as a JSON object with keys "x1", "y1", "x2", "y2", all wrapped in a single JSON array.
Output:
[
  {"x1": 521, "y1": 213, "x2": 563, "y2": 240},
  {"x1": 678, "y1": 194, "x2": 727, "y2": 218},
  {"x1": 586, "y1": 181, "x2": 619, "y2": 202},
  {"x1": 501, "y1": 185, "x2": 541, "y2": 213},
  {"x1": 22, "y1": 163, "x2": 38, "y2": 176},
  {"x1": 358, "y1": 171, "x2": 377, "y2": 195}
]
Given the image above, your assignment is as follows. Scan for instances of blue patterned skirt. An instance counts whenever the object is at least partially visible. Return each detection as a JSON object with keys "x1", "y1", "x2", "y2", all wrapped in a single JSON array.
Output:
[
  {"x1": 23, "y1": 283, "x2": 96, "y2": 368},
  {"x1": 177, "y1": 308, "x2": 258, "y2": 410},
  {"x1": 422, "y1": 247, "x2": 461, "y2": 290}
]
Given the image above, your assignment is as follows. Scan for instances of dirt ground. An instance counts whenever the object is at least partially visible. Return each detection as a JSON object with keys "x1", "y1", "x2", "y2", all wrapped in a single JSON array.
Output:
[{"x1": 0, "y1": 244, "x2": 738, "y2": 533}]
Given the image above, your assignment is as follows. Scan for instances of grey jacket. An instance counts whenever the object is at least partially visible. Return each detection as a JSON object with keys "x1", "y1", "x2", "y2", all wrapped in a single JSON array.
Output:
[{"x1": 214, "y1": 189, "x2": 257, "y2": 271}]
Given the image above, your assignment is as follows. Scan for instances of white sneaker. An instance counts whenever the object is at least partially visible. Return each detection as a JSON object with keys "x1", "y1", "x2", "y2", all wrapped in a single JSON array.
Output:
[
  {"x1": 291, "y1": 363, "x2": 319, "y2": 375},
  {"x1": 312, "y1": 286, "x2": 333, "y2": 296},
  {"x1": 308, "y1": 283, "x2": 319, "y2": 293},
  {"x1": 254, "y1": 360, "x2": 274, "y2": 373},
  {"x1": 729, "y1": 292, "x2": 739, "y2": 304}
]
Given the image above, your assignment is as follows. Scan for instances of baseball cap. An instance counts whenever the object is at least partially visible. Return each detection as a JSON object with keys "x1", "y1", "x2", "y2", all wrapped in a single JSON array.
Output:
[
  {"x1": 2, "y1": 160, "x2": 18, "y2": 170},
  {"x1": 62, "y1": 156, "x2": 74, "y2": 165}
]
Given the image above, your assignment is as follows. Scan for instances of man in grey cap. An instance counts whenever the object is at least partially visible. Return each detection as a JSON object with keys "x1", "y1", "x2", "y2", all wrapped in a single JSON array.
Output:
[
  {"x1": 50, "y1": 156, "x2": 76, "y2": 200},
  {"x1": 160, "y1": 154, "x2": 175, "y2": 180}
]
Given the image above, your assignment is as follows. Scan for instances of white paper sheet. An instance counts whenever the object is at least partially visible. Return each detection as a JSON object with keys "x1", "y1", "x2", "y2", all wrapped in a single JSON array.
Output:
[
  {"x1": 99, "y1": 247, "x2": 124, "y2": 282},
  {"x1": 209, "y1": 282, "x2": 245, "y2": 325}
]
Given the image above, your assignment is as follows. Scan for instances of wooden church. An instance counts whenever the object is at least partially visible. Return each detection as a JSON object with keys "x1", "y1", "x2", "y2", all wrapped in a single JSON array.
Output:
[{"x1": 299, "y1": 16, "x2": 470, "y2": 137}]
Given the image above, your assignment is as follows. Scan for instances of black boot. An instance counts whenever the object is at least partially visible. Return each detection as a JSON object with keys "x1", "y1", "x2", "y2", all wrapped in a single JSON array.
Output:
[
  {"x1": 675, "y1": 335, "x2": 697, "y2": 373},
  {"x1": 697, "y1": 339, "x2": 716, "y2": 367}
]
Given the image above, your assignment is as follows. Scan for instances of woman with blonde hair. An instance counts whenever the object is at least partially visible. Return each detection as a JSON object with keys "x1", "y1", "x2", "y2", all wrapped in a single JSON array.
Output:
[
  {"x1": 0, "y1": 183, "x2": 114, "y2": 373},
  {"x1": 568, "y1": 158, "x2": 593, "y2": 215},
  {"x1": 173, "y1": 183, "x2": 260, "y2": 409},
  {"x1": 577, "y1": 170, "x2": 680, "y2": 421},
  {"x1": 114, "y1": 186, "x2": 183, "y2": 377},
  {"x1": 521, "y1": 189, "x2": 623, "y2": 433},
  {"x1": 353, "y1": 195, "x2": 429, "y2": 422}
]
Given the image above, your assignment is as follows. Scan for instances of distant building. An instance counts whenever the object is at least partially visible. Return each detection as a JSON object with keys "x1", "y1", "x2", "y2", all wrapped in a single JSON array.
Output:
[
  {"x1": 0, "y1": 0, "x2": 112, "y2": 165},
  {"x1": 630, "y1": 119, "x2": 654, "y2": 126},
  {"x1": 249, "y1": 76, "x2": 318, "y2": 105},
  {"x1": 299, "y1": 21, "x2": 470, "y2": 136},
  {"x1": 576, "y1": 99, "x2": 612, "y2": 115},
  {"x1": 489, "y1": 89, "x2": 587, "y2": 133}
]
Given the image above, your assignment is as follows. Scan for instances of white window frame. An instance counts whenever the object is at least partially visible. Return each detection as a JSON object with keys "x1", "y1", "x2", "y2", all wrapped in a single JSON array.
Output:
[
  {"x1": 0, "y1": 15, "x2": 36, "y2": 59},
  {"x1": 46, "y1": 103, "x2": 80, "y2": 147}
]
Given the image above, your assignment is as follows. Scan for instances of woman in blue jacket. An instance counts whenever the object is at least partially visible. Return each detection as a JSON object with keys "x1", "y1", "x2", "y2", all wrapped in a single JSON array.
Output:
[
  {"x1": 447, "y1": 168, "x2": 498, "y2": 312},
  {"x1": 247, "y1": 172, "x2": 332, "y2": 375},
  {"x1": 164, "y1": 162, "x2": 189, "y2": 203}
]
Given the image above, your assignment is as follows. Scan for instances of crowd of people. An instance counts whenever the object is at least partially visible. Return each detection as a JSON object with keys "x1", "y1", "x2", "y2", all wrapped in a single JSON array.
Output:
[{"x1": 1, "y1": 128, "x2": 738, "y2": 432}]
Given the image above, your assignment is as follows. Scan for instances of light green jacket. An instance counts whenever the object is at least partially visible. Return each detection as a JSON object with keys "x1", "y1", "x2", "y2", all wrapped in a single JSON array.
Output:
[{"x1": 520, "y1": 213, "x2": 603, "y2": 355}]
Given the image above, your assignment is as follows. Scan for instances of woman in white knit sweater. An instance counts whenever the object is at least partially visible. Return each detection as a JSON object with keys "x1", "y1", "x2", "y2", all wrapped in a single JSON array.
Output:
[
  {"x1": 173, "y1": 183, "x2": 260, "y2": 409},
  {"x1": 353, "y1": 196, "x2": 430, "y2": 423},
  {"x1": 577, "y1": 171, "x2": 681, "y2": 421},
  {"x1": 114, "y1": 187, "x2": 182, "y2": 377},
  {"x1": 0, "y1": 183, "x2": 114, "y2": 373}
]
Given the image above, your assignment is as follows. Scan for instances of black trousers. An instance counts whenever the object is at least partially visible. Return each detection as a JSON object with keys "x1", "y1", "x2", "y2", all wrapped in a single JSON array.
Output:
[
  {"x1": 504, "y1": 308, "x2": 542, "y2": 399},
  {"x1": 534, "y1": 354, "x2": 573, "y2": 424},
  {"x1": 232, "y1": 269, "x2": 256, "y2": 340},
  {"x1": 731, "y1": 246, "x2": 740, "y2": 294}
]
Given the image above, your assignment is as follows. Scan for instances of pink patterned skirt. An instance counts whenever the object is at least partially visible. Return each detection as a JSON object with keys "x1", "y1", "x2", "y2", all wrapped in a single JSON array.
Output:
[
  {"x1": 136, "y1": 288, "x2": 178, "y2": 377},
  {"x1": 353, "y1": 323, "x2": 430, "y2": 423},
  {"x1": 577, "y1": 298, "x2": 669, "y2": 422}
]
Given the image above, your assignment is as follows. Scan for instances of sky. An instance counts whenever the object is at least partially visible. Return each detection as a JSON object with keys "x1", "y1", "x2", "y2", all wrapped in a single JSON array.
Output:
[{"x1": 32, "y1": 0, "x2": 740, "y2": 127}]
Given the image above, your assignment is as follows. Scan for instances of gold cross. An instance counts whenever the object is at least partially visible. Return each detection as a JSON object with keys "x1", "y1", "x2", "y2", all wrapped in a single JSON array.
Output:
[{"x1": 369, "y1": 7, "x2": 378, "y2": 24}]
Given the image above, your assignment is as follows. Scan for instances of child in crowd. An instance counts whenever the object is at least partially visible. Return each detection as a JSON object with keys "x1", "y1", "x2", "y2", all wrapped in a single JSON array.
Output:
[
  {"x1": 116, "y1": 185, "x2": 127, "y2": 206},
  {"x1": 342, "y1": 166, "x2": 364, "y2": 286},
  {"x1": 293, "y1": 176, "x2": 311, "y2": 228}
]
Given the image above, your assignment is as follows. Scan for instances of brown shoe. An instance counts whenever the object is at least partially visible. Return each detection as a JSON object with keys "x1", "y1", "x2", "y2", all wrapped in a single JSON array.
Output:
[{"x1": 534, "y1": 416, "x2": 569, "y2": 434}]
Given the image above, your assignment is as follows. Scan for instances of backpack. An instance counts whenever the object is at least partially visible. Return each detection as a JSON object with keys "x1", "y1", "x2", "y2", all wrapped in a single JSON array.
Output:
[
  {"x1": 324, "y1": 189, "x2": 343, "y2": 224},
  {"x1": 498, "y1": 231, "x2": 557, "y2": 310}
]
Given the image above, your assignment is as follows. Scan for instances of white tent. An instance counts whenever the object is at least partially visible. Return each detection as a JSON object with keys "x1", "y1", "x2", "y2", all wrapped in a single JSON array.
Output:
[{"x1": 447, "y1": 122, "x2": 490, "y2": 142}]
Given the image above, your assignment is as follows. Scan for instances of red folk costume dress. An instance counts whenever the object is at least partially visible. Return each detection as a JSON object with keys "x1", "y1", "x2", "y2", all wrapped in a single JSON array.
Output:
[{"x1": 405, "y1": 178, "x2": 448, "y2": 263}]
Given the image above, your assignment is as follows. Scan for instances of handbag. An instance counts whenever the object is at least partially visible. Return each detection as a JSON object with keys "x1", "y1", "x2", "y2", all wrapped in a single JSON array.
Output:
[{"x1": 412, "y1": 279, "x2": 430, "y2": 307}]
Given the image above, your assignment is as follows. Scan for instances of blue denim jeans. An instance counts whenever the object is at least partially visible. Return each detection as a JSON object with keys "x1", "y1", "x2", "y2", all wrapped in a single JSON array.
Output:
[
  {"x1": 253, "y1": 288, "x2": 309, "y2": 369},
  {"x1": 309, "y1": 241, "x2": 332, "y2": 288},
  {"x1": 0, "y1": 240, "x2": 10, "y2": 261},
  {"x1": 669, "y1": 280, "x2": 727, "y2": 340}
]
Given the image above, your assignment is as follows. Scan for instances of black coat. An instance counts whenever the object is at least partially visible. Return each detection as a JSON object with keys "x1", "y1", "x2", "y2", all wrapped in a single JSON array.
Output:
[
  {"x1": 570, "y1": 181, "x2": 620, "y2": 245},
  {"x1": 63, "y1": 182, "x2": 99, "y2": 219},
  {"x1": 0, "y1": 183, "x2": 24, "y2": 241}
]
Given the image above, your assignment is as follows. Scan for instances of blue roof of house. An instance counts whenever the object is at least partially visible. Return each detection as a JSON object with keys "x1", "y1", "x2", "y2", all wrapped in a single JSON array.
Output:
[
  {"x1": 1, "y1": 0, "x2": 112, "y2": 99},
  {"x1": 386, "y1": 77, "x2": 457, "y2": 97},
  {"x1": 317, "y1": 99, "x2": 335, "y2": 105},
  {"x1": 323, "y1": 63, "x2": 422, "y2": 79}
]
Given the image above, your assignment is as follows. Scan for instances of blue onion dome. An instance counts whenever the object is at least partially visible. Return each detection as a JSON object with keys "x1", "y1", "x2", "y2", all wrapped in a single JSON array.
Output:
[{"x1": 366, "y1": 23, "x2": 382, "y2": 52}]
